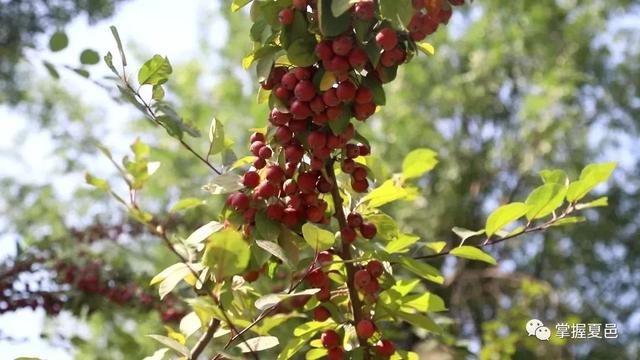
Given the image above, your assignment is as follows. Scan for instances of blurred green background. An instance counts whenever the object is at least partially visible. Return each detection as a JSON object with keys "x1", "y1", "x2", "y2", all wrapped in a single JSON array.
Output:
[{"x1": 0, "y1": 0, "x2": 638, "y2": 359}]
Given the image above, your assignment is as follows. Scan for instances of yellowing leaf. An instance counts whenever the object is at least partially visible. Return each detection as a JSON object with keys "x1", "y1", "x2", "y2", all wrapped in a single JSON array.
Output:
[
  {"x1": 319, "y1": 71, "x2": 336, "y2": 91},
  {"x1": 485, "y1": 202, "x2": 529, "y2": 237},
  {"x1": 362, "y1": 180, "x2": 408, "y2": 208},
  {"x1": 416, "y1": 42, "x2": 435, "y2": 55},
  {"x1": 202, "y1": 228, "x2": 250, "y2": 279},
  {"x1": 402, "y1": 148, "x2": 438, "y2": 180},
  {"x1": 450, "y1": 246, "x2": 497, "y2": 265},
  {"x1": 301, "y1": 223, "x2": 335, "y2": 251}
]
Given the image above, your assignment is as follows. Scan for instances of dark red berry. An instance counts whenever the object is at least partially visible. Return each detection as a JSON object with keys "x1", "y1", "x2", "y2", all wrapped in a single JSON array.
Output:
[
  {"x1": 266, "y1": 203, "x2": 285, "y2": 221},
  {"x1": 321, "y1": 330, "x2": 340, "y2": 349},
  {"x1": 366, "y1": 260, "x2": 384, "y2": 278},
  {"x1": 294, "y1": 80, "x2": 316, "y2": 102},
  {"x1": 332, "y1": 36, "x2": 353, "y2": 56},
  {"x1": 258, "y1": 145, "x2": 273, "y2": 159},
  {"x1": 341, "y1": 227, "x2": 357, "y2": 244},
  {"x1": 356, "y1": 319, "x2": 376, "y2": 339},
  {"x1": 336, "y1": 80, "x2": 357, "y2": 102},
  {"x1": 375, "y1": 339, "x2": 395, "y2": 357},
  {"x1": 347, "y1": 213, "x2": 363, "y2": 228},
  {"x1": 360, "y1": 222, "x2": 377, "y2": 239},
  {"x1": 243, "y1": 171, "x2": 261, "y2": 188},
  {"x1": 313, "y1": 306, "x2": 331, "y2": 322},
  {"x1": 354, "y1": 269, "x2": 372, "y2": 288},
  {"x1": 376, "y1": 28, "x2": 398, "y2": 51}
]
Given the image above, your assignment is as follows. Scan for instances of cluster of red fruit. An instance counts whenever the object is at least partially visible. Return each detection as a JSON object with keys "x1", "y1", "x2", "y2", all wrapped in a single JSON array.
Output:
[
  {"x1": 408, "y1": 0, "x2": 464, "y2": 41},
  {"x1": 320, "y1": 329, "x2": 394, "y2": 360}
]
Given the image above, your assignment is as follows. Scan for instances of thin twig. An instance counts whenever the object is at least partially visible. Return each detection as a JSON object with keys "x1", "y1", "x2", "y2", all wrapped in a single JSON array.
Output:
[{"x1": 190, "y1": 318, "x2": 220, "y2": 359}]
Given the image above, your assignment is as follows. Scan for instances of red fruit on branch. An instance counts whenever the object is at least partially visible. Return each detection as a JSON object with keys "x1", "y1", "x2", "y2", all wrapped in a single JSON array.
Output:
[
  {"x1": 352, "y1": 166, "x2": 368, "y2": 180},
  {"x1": 270, "y1": 109, "x2": 292, "y2": 125},
  {"x1": 274, "y1": 86, "x2": 291, "y2": 101},
  {"x1": 375, "y1": 339, "x2": 396, "y2": 357},
  {"x1": 354, "y1": 102, "x2": 376, "y2": 120},
  {"x1": 351, "y1": 178, "x2": 369, "y2": 193},
  {"x1": 266, "y1": 203, "x2": 285, "y2": 221},
  {"x1": 366, "y1": 260, "x2": 384, "y2": 278},
  {"x1": 292, "y1": 0, "x2": 307, "y2": 11},
  {"x1": 310, "y1": 96, "x2": 326, "y2": 114},
  {"x1": 313, "y1": 306, "x2": 331, "y2": 321},
  {"x1": 360, "y1": 222, "x2": 377, "y2": 239},
  {"x1": 308, "y1": 131, "x2": 327, "y2": 149},
  {"x1": 354, "y1": 269, "x2": 372, "y2": 288},
  {"x1": 242, "y1": 171, "x2": 261, "y2": 188},
  {"x1": 316, "y1": 286, "x2": 331, "y2": 302},
  {"x1": 322, "y1": 88, "x2": 340, "y2": 107},
  {"x1": 278, "y1": 8, "x2": 294, "y2": 25},
  {"x1": 294, "y1": 67, "x2": 312, "y2": 80},
  {"x1": 315, "y1": 40, "x2": 334, "y2": 61},
  {"x1": 321, "y1": 330, "x2": 340, "y2": 349},
  {"x1": 341, "y1": 159, "x2": 355, "y2": 173},
  {"x1": 375, "y1": 28, "x2": 398, "y2": 51},
  {"x1": 283, "y1": 179, "x2": 298, "y2": 195},
  {"x1": 250, "y1": 141, "x2": 265, "y2": 156},
  {"x1": 347, "y1": 213, "x2": 363, "y2": 228},
  {"x1": 358, "y1": 144, "x2": 370, "y2": 156},
  {"x1": 290, "y1": 100, "x2": 312, "y2": 119},
  {"x1": 298, "y1": 172, "x2": 318, "y2": 193},
  {"x1": 327, "y1": 347, "x2": 344, "y2": 360},
  {"x1": 332, "y1": 35, "x2": 353, "y2": 56},
  {"x1": 294, "y1": 80, "x2": 316, "y2": 101},
  {"x1": 336, "y1": 80, "x2": 357, "y2": 102},
  {"x1": 354, "y1": 0, "x2": 375, "y2": 21},
  {"x1": 243, "y1": 270, "x2": 260, "y2": 282},
  {"x1": 230, "y1": 193, "x2": 250, "y2": 211},
  {"x1": 289, "y1": 119, "x2": 308, "y2": 133},
  {"x1": 266, "y1": 165, "x2": 285, "y2": 184},
  {"x1": 316, "y1": 177, "x2": 333, "y2": 193},
  {"x1": 282, "y1": 207, "x2": 301, "y2": 227},
  {"x1": 258, "y1": 145, "x2": 273, "y2": 159},
  {"x1": 345, "y1": 143, "x2": 360, "y2": 158},
  {"x1": 275, "y1": 125, "x2": 293, "y2": 144},
  {"x1": 317, "y1": 251, "x2": 333, "y2": 264},
  {"x1": 285, "y1": 144, "x2": 304, "y2": 163},
  {"x1": 253, "y1": 157, "x2": 266, "y2": 169},
  {"x1": 326, "y1": 106, "x2": 343, "y2": 121},
  {"x1": 281, "y1": 72, "x2": 299, "y2": 90},
  {"x1": 250, "y1": 132, "x2": 265, "y2": 143},
  {"x1": 341, "y1": 226, "x2": 357, "y2": 244},
  {"x1": 348, "y1": 47, "x2": 368, "y2": 69},
  {"x1": 356, "y1": 319, "x2": 376, "y2": 339},
  {"x1": 306, "y1": 206, "x2": 324, "y2": 223},
  {"x1": 354, "y1": 87, "x2": 373, "y2": 105}
]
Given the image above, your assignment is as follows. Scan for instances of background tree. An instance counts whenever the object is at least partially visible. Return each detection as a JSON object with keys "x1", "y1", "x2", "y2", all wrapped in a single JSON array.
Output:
[{"x1": 0, "y1": 0, "x2": 638, "y2": 359}]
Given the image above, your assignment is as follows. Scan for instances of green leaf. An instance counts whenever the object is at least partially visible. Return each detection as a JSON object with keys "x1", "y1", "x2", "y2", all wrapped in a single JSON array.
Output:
[
  {"x1": 566, "y1": 162, "x2": 617, "y2": 202},
  {"x1": 364, "y1": 40, "x2": 382, "y2": 67},
  {"x1": 332, "y1": 0, "x2": 357, "y2": 17},
  {"x1": 317, "y1": 0, "x2": 351, "y2": 36},
  {"x1": 402, "y1": 148, "x2": 438, "y2": 180},
  {"x1": 362, "y1": 76, "x2": 386, "y2": 105},
  {"x1": 278, "y1": 321, "x2": 333, "y2": 360},
  {"x1": 152, "y1": 85, "x2": 165, "y2": 101},
  {"x1": 231, "y1": 156, "x2": 257, "y2": 170},
  {"x1": 85, "y1": 173, "x2": 110, "y2": 192},
  {"x1": 202, "y1": 173, "x2": 244, "y2": 194},
  {"x1": 80, "y1": 49, "x2": 100, "y2": 65},
  {"x1": 525, "y1": 183, "x2": 567, "y2": 220},
  {"x1": 424, "y1": 241, "x2": 447, "y2": 254},
  {"x1": 231, "y1": 0, "x2": 253, "y2": 11},
  {"x1": 42, "y1": 61, "x2": 59, "y2": 79},
  {"x1": 255, "y1": 240, "x2": 293, "y2": 268},
  {"x1": 202, "y1": 228, "x2": 250, "y2": 280},
  {"x1": 254, "y1": 289, "x2": 320, "y2": 311},
  {"x1": 170, "y1": 198, "x2": 204, "y2": 213},
  {"x1": 452, "y1": 227, "x2": 485, "y2": 245},
  {"x1": 385, "y1": 233, "x2": 420, "y2": 253},
  {"x1": 305, "y1": 348, "x2": 327, "y2": 360},
  {"x1": 403, "y1": 292, "x2": 447, "y2": 312},
  {"x1": 138, "y1": 55, "x2": 172, "y2": 86},
  {"x1": 328, "y1": 105, "x2": 352, "y2": 135},
  {"x1": 179, "y1": 312, "x2": 202, "y2": 338},
  {"x1": 70, "y1": 67, "x2": 90, "y2": 78},
  {"x1": 449, "y1": 246, "x2": 497, "y2": 265},
  {"x1": 287, "y1": 38, "x2": 319, "y2": 67},
  {"x1": 393, "y1": 308, "x2": 441, "y2": 333},
  {"x1": 539, "y1": 169, "x2": 568, "y2": 185},
  {"x1": 49, "y1": 31, "x2": 68, "y2": 52},
  {"x1": 379, "y1": 0, "x2": 414, "y2": 29},
  {"x1": 416, "y1": 42, "x2": 435, "y2": 55},
  {"x1": 485, "y1": 202, "x2": 529, "y2": 237},
  {"x1": 109, "y1": 25, "x2": 127, "y2": 66},
  {"x1": 301, "y1": 223, "x2": 335, "y2": 251},
  {"x1": 549, "y1": 216, "x2": 586, "y2": 227},
  {"x1": 255, "y1": 212, "x2": 282, "y2": 241},
  {"x1": 150, "y1": 263, "x2": 193, "y2": 299},
  {"x1": 367, "y1": 213, "x2": 399, "y2": 241},
  {"x1": 397, "y1": 256, "x2": 444, "y2": 284},
  {"x1": 143, "y1": 349, "x2": 169, "y2": 360},
  {"x1": 185, "y1": 221, "x2": 224, "y2": 245},
  {"x1": 147, "y1": 335, "x2": 189, "y2": 357},
  {"x1": 104, "y1": 51, "x2": 118, "y2": 75},
  {"x1": 362, "y1": 180, "x2": 408, "y2": 208},
  {"x1": 575, "y1": 196, "x2": 608, "y2": 210},
  {"x1": 208, "y1": 117, "x2": 226, "y2": 157},
  {"x1": 293, "y1": 321, "x2": 333, "y2": 337},
  {"x1": 236, "y1": 336, "x2": 279, "y2": 353}
]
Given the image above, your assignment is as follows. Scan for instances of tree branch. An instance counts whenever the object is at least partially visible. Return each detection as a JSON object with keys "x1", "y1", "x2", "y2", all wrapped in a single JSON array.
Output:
[
  {"x1": 190, "y1": 318, "x2": 220, "y2": 360},
  {"x1": 326, "y1": 160, "x2": 371, "y2": 359}
]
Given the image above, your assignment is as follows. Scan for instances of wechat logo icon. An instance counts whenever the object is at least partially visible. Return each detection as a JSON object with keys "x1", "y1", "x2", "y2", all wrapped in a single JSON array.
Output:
[{"x1": 526, "y1": 319, "x2": 551, "y2": 341}]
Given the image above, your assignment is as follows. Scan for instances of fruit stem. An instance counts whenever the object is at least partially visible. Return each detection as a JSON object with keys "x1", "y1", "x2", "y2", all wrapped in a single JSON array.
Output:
[{"x1": 326, "y1": 160, "x2": 371, "y2": 359}]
